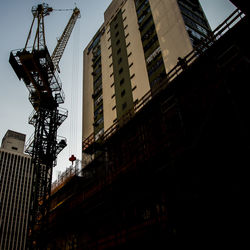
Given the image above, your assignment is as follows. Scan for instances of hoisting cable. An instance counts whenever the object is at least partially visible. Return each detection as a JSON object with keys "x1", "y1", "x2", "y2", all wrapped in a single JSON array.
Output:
[
  {"x1": 53, "y1": 8, "x2": 74, "y2": 11},
  {"x1": 68, "y1": 17, "x2": 80, "y2": 160}
]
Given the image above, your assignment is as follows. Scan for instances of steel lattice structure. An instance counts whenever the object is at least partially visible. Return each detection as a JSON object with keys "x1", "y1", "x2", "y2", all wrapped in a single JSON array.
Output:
[{"x1": 9, "y1": 3, "x2": 80, "y2": 248}]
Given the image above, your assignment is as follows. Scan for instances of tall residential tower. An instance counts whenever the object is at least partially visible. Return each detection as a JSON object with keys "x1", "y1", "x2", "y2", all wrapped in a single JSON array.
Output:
[
  {"x1": 83, "y1": 0, "x2": 211, "y2": 147},
  {"x1": 0, "y1": 130, "x2": 33, "y2": 250}
]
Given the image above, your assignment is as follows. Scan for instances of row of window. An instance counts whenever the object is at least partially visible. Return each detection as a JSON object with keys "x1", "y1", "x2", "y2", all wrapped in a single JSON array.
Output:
[
  {"x1": 182, "y1": 13, "x2": 209, "y2": 36},
  {"x1": 94, "y1": 105, "x2": 103, "y2": 120},
  {"x1": 90, "y1": 30, "x2": 104, "y2": 137},
  {"x1": 109, "y1": 9, "x2": 134, "y2": 117},
  {"x1": 178, "y1": 2, "x2": 208, "y2": 27},
  {"x1": 0, "y1": 160, "x2": 31, "y2": 250},
  {"x1": 135, "y1": 0, "x2": 166, "y2": 88},
  {"x1": 88, "y1": 31, "x2": 102, "y2": 54}
]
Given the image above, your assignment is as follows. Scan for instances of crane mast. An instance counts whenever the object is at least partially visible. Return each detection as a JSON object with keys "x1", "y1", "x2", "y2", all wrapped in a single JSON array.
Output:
[{"x1": 9, "y1": 3, "x2": 80, "y2": 249}]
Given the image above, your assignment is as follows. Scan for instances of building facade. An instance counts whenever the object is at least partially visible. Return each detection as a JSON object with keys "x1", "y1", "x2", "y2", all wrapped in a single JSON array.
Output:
[
  {"x1": 47, "y1": 11, "x2": 249, "y2": 248},
  {"x1": 0, "y1": 130, "x2": 33, "y2": 250},
  {"x1": 83, "y1": 0, "x2": 211, "y2": 145}
]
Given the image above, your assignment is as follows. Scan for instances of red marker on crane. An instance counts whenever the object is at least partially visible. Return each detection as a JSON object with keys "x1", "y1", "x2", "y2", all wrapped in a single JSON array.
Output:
[{"x1": 69, "y1": 154, "x2": 76, "y2": 165}]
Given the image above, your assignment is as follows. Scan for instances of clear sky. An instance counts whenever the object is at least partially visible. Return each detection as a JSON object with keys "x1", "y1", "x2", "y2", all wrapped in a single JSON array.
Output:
[{"x1": 0, "y1": 0, "x2": 237, "y2": 181}]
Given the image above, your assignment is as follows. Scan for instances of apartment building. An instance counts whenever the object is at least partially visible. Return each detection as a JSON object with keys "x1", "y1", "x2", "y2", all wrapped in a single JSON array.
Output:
[
  {"x1": 0, "y1": 130, "x2": 33, "y2": 250},
  {"x1": 83, "y1": 0, "x2": 211, "y2": 144}
]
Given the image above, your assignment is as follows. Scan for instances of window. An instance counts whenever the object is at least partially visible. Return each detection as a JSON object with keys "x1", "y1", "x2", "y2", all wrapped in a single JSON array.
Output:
[
  {"x1": 94, "y1": 95, "x2": 103, "y2": 107},
  {"x1": 143, "y1": 34, "x2": 158, "y2": 52},
  {"x1": 88, "y1": 32, "x2": 101, "y2": 53},
  {"x1": 136, "y1": 0, "x2": 149, "y2": 15},
  {"x1": 182, "y1": 15, "x2": 208, "y2": 36},
  {"x1": 117, "y1": 48, "x2": 121, "y2": 54},
  {"x1": 138, "y1": 6, "x2": 151, "y2": 24},
  {"x1": 115, "y1": 31, "x2": 119, "y2": 37},
  {"x1": 142, "y1": 24, "x2": 155, "y2": 41},
  {"x1": 118, "y1": 57, "x2": 122, "y2": 64},
  {"x1": 94, "y1": 117, "x2": 104, "y2": 127},
  {"x1": 179, "y1": 3, "x2": 207, "y2": 25},
  {"x1": 121, "y1": 89, "x2": 126, "y2": 97},
  {"x1": 115, "y1": 23, "x2": 118, "y2": 29},
  {"x1": 139, "y1": 16, "x2": 153, "y2": 31},
  {"x1": 11, "y1": 147, "x2": 18, "y2": 151},
  {"x1": 122, "y1": 102, "x2": 127, "y2": 110},
  {"x1": 95, "y1": 128, "x2": 104, "y2": 141},
  {"x1": 116, "y1": 39, "x2": 120, "y2": 45},
  {"x1": 93, "y1": 75, "x2": 101, "y2": 87},
  {"x1": 94, "y1": 66, "x2": 101, "y2": 75},
  {"x1": 148, "y1": 58, "x2": 164, "y2": 76},
  {"x1": 119, "y1": 68, "x2": 123, "y2": 74},
  {"x1": 92, "y1": 57, "x2": 101, "y2": 68},
  {"x1": 93, "y1": 84, "x2": 102, "y2": 97},
  {"x1": 120, "y1": 78, "x2": 124, "y2": 85},
  {"x1": 94, "y1": 105, "x2": 103, "y2": 119}
]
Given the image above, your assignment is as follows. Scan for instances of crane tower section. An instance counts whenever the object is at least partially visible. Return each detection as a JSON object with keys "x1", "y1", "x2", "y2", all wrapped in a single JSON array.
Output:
[{"x1": 9, "y1": 3, "x2": 80, "y2": 248}]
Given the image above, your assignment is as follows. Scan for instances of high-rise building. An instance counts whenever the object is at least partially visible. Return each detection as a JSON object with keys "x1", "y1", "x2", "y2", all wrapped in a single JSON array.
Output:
[
  {"x1": 83, "y1": 0, "x2": 211, "y2": 145},
  {"x1": 0, "y1": 130, "x2": 33, "y2": 250}
]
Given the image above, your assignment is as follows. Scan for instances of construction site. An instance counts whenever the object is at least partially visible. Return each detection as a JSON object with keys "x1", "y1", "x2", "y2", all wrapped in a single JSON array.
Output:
[
  {"x1": 7, "y1": 0, "x2": 249, "y2": 249},
  {"x1": 47, "y1": 5, "x2": 249, "y2": 249}
]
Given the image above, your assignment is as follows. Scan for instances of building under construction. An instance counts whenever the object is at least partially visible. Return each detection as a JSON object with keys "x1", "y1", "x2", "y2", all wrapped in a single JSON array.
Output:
[{"x1": 46, "y1": 6, "x2": 249, "y2": 250}]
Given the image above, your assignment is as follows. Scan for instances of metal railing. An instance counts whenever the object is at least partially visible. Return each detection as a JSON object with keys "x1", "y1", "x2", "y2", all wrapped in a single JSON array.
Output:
[{"x1": 51, "y1": 159, "x2": 81, "y2": 194}]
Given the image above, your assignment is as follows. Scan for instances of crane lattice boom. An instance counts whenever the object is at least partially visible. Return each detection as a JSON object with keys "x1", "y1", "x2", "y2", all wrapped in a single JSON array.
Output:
[
  {"x1": 52, "y1": 7, "x2": 80, "y2": 71},
  {"x1": 9, "y1": 3, "x2": 80, "y2": 249}
]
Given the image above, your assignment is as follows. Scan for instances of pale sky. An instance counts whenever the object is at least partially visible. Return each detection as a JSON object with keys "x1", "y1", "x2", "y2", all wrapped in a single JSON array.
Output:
[{"x1": 0, "y1": 0, "x2": 237, "y2": 181}]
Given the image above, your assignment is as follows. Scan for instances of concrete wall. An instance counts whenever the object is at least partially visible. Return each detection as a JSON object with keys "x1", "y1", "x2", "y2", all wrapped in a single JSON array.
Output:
[
  {"x1": 101, "y1": 25, "x2": 117, "y2": 131},
  {"x1": 1, "y1": 130, "x2": 26, "y2": 153},
  {"x1": 123, "y1": 0, "x2": 151, "y2": 103},
  {"x1": 149, "y1": 0, "x2": 193, "y2": 72}
]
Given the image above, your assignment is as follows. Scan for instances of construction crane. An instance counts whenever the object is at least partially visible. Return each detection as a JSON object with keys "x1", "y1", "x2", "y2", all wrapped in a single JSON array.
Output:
[{"x1": 9, "y1": 3, "x2": 80, "y2": 248}]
